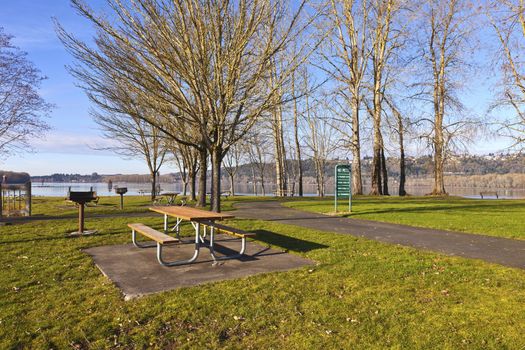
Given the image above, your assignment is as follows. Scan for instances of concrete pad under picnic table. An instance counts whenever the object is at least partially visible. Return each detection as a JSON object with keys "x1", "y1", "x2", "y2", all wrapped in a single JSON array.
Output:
[{"x1": 84, "y1": 234, "x2": 314, "y2": 299}]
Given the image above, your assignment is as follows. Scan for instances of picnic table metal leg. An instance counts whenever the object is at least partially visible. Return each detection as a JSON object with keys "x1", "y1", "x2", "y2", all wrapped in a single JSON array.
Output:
[
  {"x1": 169, "y1": 218, "x2": 182, "y2": 240},
  {"x1": 156, "y1": 222, "x2": 200, "y2": 266},
  {"x1": 175, "y1": 218, "x2": 181, "y2": 240},
  {"x1": 198, "y1": 227, "x2": 206, "y2": 243},
  {"x1": 208, "y1": 226, "x2": 248, "y2": 261},
  {"x1": 131, "y1": 229, "x2": 157, "y2": 248}
]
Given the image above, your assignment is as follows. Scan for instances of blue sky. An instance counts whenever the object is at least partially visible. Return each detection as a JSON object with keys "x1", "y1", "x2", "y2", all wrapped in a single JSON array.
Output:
[
  {"x1": 0, "y1": 1, "x2": 514, "y2": 176},
  {"x1": 0, "y1": 0, "x2": 161, "y2": 176}
]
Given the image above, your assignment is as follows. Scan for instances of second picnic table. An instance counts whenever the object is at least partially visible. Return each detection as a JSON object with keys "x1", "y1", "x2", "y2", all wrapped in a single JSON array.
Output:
[{"x1": 160, "y1": 192, "x2": 179, "y2": 205}]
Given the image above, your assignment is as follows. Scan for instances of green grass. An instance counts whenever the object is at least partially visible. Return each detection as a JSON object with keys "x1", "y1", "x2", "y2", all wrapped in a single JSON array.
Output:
[
  {"x1": 28, "y1": 195, "x2": 274, "y2": 218},
  {"x1": 30, "y1": 195, "x2": 156, "y2": 217},
  {"x1": 284, "y1": 196, "x2": 525, "y2": 240},
  {"x1": 1, "y1": 197, "x2": 525, "y2": 348}
]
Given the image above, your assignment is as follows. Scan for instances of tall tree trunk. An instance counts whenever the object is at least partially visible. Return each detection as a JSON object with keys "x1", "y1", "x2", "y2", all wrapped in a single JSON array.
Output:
[
  {"x1": 250, "y1": 165, "x2": 257, "y2": 195},
  {"x1": 190, "y1": 169, "x2": 197, "y2": 201},
  {"x1": 292, "y1": 72, "x2": 303, "y2": 197},
  {"x1": 273, "y1": 113, "x2": 287, "y2": 196},
  {"x1": 294, "y1": 122, "x2": 303, "y2": 196},
  {"x1": 315, "y1": 161, "x2": 320, "y2": 196},
  {"x1": 369, "y1": 0, "x2": 393, "y2": 196},
  {"x1": 261, "y1": 172, "x2": 266, "y2": 196},
  {"x1": 371, "y1": 145, "x2": 382, "y2": 195},
  {"x1": 210, "y1": 148, "x2": 223, "y2": 212},
  {"x1": 398, "y1": 117, "x2": 406, "y2": 196},
  {"x1": 430, "y1": 8, "x2": 447, "y2": 196},
  {"x1": 181, "y1": 165, "x2": 188, "y2": 196},
  {"x1": 197, "y1": 148, "x2": 207, "y2": 207},
  {"x1": 319, "y1": 160, "x2": 325, "y2": 197},
  {"x1": 273, "y1": 128, "x2": 282, "y2": 196},
  {"x1": 432, "y1": 76, "x2": 446, "y2": 195},
  {"x1": 370, "y1": 89, "x2": 383, "y2": 195},
  {"x1": 150, "y1": 170, "x2": 157, "y2": 201},
  {"x1": 432, "y1": 120, "x2": 446, "y2": 195},
  {"x1": 399, "y1": 147, "x2": 406, "y2": 196},
  {"x1": 229, "y1": 173, "x2": 235, "y2": 196},
  {"x1": 351, "y1": 106, "x2": 363, "y2": 195},
  {"x1": 271, "y1": 59, "x2": 287, "y2": 197},
  {"x1": 381, "y1": 146, "x2": 389, "y2": 196}
]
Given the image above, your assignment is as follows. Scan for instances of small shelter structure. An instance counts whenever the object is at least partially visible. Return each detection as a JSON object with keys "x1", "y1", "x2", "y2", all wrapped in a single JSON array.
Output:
[{"x1": 0, "y1": 171, "x2": 32, "y2": 217}]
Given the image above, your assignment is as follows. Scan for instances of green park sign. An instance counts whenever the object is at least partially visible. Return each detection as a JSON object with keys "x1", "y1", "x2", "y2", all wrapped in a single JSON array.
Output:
[{"x1": 334, "y1": 164, "x2": 352, "y2": 212}]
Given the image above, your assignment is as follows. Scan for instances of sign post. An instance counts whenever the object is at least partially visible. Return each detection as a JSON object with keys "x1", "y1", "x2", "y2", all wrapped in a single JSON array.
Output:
[{"x1": 334, "y1": 164, "x2": 352, "y2": 213}]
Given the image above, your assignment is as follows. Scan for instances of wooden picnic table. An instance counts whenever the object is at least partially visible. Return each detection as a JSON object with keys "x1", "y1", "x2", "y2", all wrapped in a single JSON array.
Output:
[
  {"x1": 159, "y1": 192, "x2": 179, "y2": 205},
  {"x1": 150, "y1": 206, "x2": 234, "y2": 221},
  {"x1": 148, "y1": 206, "x2": 235, "y2": 265}
]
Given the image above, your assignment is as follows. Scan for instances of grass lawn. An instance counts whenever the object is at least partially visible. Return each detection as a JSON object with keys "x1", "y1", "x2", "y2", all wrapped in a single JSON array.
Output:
[
  {"x1": 1, "y1": 197, "x2": 525, "y2": 348},
  {"x1": 284, "y1": 196, "x2": 525, "y2": 240},
  {"x1": 29, "y1": 194, "x2": 275, "y2": 218}
]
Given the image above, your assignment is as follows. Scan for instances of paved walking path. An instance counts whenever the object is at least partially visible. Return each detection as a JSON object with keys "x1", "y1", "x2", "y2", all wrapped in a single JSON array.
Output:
[{"x1": 234, "y1": 201, "x2": 525, "y2": 270}]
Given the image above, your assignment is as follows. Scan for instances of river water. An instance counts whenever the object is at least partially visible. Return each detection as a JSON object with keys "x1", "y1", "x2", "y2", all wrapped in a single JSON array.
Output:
[{"x1": 29, "y1": 181, "x2": 525, "y2": 199}]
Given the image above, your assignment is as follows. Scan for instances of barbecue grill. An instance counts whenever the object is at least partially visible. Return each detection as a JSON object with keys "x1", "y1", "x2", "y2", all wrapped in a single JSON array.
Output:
[
  {"x1": 67, "y1": 187, "x2": 98, "y2": 235},
  {"x1": 115, "y1": 187, "x2": 128, "y2": 209}
]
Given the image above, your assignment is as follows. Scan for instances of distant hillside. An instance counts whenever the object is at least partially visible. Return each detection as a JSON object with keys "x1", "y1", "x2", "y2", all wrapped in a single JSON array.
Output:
[
  {"x1": 31, "y1": 172, "x2": 176, "y2": 183},
  {"x1": 233, "y1": 153, "x2": 525, "y2": 180},
  {"x1": 31, "y1": 153, "x2": 525, "y2": 184}
]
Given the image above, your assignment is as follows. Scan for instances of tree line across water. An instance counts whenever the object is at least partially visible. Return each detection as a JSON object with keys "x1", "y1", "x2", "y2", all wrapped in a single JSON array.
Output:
[{"x1": 32, "y1": 153, "x2": 525, "y2": 195}]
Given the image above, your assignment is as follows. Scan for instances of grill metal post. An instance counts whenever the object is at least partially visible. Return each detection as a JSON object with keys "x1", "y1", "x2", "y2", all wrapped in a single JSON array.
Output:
[
  {"x1": 79, "y1": 203, "x2": 85, "y2": 234},
  {"x1": 115, "y1": 187, "x2": 127, "y2": 210}
]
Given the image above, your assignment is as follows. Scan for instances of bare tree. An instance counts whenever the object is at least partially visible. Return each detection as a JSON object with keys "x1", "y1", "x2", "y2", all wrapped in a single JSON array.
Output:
[
  {"x1": 321, "y1": 0, "x2": 373, "y2": 195},
  {"x1": 417, "y1": 0, "x2": 478, "y2": 195},
  {"x1": 269, "y1": 56, "x2": 290, "y2": 197},
  {"x1": 93, "y1": 108, "x2": 166, "y2": 201},
  {"x1": 246, "y1": 131, "x2": 270, "y2": 196},
  {"x1": 487, "y1": 0, "x2": 525, "y2": 148},
  {"x1": 0, "y1": 28, "x2": 51, "y2": 156},
  {"x1": 385, "y1": 97, "x2": 410, "y2": 196},
  {"x1": 303, "y1": 97, "x2": 339, "y2": 197},
  {"x1": 367, "y1": 0, "x2": 404, "y2": 195},
  {"x1": 170, "y1": 141, "x2": 199, "y2": 200},
  {"x1": 57, "y1": 0, "x2": 313, "y2": 212},
  {"x1": 172, "y1": 150, "x2": 189, "y2": 196},
  {"x1": 223, "y1": 141, "x2": 244, "y2": 196}
]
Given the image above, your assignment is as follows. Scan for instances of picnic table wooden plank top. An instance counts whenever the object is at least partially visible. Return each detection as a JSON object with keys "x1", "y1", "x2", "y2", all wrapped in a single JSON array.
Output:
[{"x1": 149, "y1": 206, "x2": 235, "y2": 221}]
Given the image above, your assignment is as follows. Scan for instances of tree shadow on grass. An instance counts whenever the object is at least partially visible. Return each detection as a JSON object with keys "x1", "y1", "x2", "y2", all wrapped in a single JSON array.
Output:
[{"x1": 252, "y1": 229, "x2": 329, "y2": 253}]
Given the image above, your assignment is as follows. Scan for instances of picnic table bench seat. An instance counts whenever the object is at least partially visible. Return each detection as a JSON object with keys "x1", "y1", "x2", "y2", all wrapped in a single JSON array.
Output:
[
  {"x1": 197, "y1": 220, "x2": 256, "y2": 239},
  {"x1": 128, "y1": 223, "x2": 187, "y2": 266},
  {"x1": 128, "y1": 223, "x2": 179, "y2": 245}
]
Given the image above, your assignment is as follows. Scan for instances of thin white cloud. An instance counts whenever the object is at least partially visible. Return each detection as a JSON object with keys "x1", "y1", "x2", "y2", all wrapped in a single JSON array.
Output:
[
  {"x1": 30, "y1": 131, "x2": 120, "y2": 155},
  {"x1": 12, "y1": 29, "x2": 58, "y2": 49}
]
